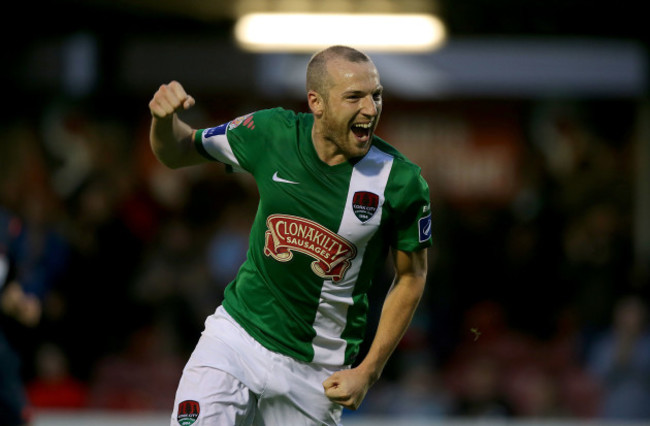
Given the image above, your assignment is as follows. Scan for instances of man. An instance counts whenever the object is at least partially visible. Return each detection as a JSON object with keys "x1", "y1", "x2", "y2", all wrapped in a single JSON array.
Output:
[
  {"x1": 1, "y1": 204, "x2": 68, "y2": 425},
  {"x1": 0, "y1": 212, "x2": 30, "y2": 426},
  {"x1": 149, "y1": 45, "x2": 432, "y2": 425}
]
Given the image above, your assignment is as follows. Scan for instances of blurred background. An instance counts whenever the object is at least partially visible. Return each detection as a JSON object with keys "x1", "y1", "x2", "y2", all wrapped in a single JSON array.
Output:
[{"x1": 1, "y1": 0, "x2": 649, "y2": 424}]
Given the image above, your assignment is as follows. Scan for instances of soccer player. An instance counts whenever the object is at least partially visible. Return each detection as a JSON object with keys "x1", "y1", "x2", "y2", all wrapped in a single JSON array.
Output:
[{"x1": 149, "y1": 45, "x2": 433, "y2": 425}]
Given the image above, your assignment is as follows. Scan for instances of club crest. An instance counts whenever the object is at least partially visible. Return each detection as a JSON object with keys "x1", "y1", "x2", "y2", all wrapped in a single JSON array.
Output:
[
  {"x1": 177, "y1": 400, "x2": 200, "y2": 426},
  {"x1": 228, "y1": 112, "x2": 255, "y2": 130},
  {"x1": 352, "y1": 191, "x2": 379, "y2": 223}
]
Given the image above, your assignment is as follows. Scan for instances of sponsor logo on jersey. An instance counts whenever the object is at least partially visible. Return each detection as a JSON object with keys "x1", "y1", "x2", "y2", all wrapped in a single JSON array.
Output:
[
  {"x1": 352, "y1": 191, "x2": 379, "y2": 222},
  {"x1": 228, "y1": 112, "x2": 255, "y2": 130},
  {"x1": 264, "y1": 214, "x2": 357, "y2": 282},
  {"x1": 418, "y1": 213, "x2": 432, "y2": 243},
  {"x1": 177, "y1": 400, "x2": 200, "y2": 426}
]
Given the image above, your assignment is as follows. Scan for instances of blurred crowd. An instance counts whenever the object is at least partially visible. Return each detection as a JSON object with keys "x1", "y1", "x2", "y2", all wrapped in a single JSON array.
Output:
[{"x1": 1, "y1": 94, "x2": 648, "y2": 422}]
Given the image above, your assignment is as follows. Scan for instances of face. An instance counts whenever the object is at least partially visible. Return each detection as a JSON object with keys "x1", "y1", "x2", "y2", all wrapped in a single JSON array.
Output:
[{"x1": 310, "y1": 58, "x2": 383, "y2": 162}]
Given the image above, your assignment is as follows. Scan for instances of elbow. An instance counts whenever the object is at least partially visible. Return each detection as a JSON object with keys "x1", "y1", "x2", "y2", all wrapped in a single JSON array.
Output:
[
  {"x1": 149, "y1": 123, "x2": 197, "y2": 169},
  {"x1": 158, "y1": 156, "x2": 186, "y2": 170},
  {"x1": 150, "y1": 139, "x2": 193, "y2": 169},
  {"x1": 408, "y1": 274, "x2": 427, "y2": 301},
  {"x1": 412, "y1": 276, "x2": 427, "y2": 300},
  {"x1": 159, "y1": 156, "x2": 185, "y2": 170},
  {"x1": 151, "y1": 149, "x2": 182, "y2": 169},
  {"x1": 392, "y1": 273, "x2": 426, "y2": 302}
]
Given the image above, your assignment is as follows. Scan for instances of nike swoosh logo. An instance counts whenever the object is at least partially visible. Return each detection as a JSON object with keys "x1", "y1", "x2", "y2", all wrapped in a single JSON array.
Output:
[{"x1": 272, "y1": 171, "x2": 300, "y2": 185}]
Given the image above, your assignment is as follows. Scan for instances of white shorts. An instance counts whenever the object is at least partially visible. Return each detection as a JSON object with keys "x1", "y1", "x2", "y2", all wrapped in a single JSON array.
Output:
[{"x1": 170, "y1": 306, "x2": 344, "y2": 426}]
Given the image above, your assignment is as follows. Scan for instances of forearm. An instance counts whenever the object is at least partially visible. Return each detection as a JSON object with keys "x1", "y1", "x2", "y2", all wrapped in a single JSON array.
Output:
[
  {"x1": 148, "y1": 81, "x2": 204, "y2": 169},
  {"x1": 321, "y1": 271, "x2": 425, "y2": 411},
  {"x1": 356, "y1": 273, "x2": 425, "y2": 383},
  {"x1": 150, "y1": 114, "x2": 197, "y2": 169},
  {"x1": 322, "y1": 251, "x2": 427, "y2": 411}
]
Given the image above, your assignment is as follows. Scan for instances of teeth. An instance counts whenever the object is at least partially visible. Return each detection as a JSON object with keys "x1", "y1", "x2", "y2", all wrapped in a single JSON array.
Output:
[{"x1": 353, "y1": 123, "x2": 372, "y2": 129}]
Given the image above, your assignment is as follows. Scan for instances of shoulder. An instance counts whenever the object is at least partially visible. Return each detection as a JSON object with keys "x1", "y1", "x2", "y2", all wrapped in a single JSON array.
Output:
[
  {"x1": 248, "y1": 107, "x2": 305, "y2": 126},
  {"x1": 233, "y1": 108, "x2": 314, "y2": 134},
  {"x1": 222, "y1": 108, "x2": 298, "y2": 145},
  {"x1": 371, "y1": 137, "x2": 430, "y2": 209},
  {"x1": 371, "y1": 136, "x2": 423, "y2": 178}
]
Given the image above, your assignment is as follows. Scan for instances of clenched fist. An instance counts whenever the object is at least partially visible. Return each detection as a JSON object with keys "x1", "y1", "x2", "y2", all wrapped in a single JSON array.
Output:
[
  {"x1": 149, "y1": 80, "x2": 195, "y2": 119},
  {"x1": 323, "y1": 367, "x2": 372, "y2": 410}
]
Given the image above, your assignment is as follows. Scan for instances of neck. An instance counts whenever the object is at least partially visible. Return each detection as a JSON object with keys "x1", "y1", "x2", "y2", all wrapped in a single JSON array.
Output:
[{"x1": 311, "y1": 126, "x2": 346, "y2": 166}]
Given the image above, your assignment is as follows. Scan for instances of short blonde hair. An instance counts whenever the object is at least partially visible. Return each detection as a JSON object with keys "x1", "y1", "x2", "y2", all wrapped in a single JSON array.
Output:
[{"x1": 306, "y1": 45, "x2": 371, "y2": 98}]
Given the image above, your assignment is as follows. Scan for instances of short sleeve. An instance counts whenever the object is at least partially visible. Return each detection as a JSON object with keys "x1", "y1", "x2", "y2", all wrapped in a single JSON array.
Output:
[
  {"x1": 194, "y1": 108, "x2": 288, "y2": 174},
  {"x1": 392, "y1": 171, "x2": 433, "y2": 252}
]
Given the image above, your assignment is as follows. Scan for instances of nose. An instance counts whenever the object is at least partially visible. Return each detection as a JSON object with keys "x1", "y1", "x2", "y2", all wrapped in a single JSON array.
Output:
[{"x1": 360, "y1": 95, "x2": 379, "y2": 117}]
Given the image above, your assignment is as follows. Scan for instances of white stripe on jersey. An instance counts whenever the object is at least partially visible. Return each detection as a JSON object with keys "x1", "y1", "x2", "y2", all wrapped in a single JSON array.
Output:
[
  {"x1": 311, "y1": 146, "x2": 394, "y2": 365},
  {"x1": 201, "y1": 127, "x2": 245, "y2": 172}
]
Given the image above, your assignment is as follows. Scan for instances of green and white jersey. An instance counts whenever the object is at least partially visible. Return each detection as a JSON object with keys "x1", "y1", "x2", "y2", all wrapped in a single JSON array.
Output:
[{"x1": 194, "y1": 107, "x2": 432, "y2": 366}]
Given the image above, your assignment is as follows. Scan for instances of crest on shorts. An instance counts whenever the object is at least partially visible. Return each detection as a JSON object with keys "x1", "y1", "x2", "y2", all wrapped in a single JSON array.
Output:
[
  {"x1": 352, "y1": 191, "x2": 379, "y2": 223},
  {"x1": 177, "y1": 400, "x2": 200, "y2": 426}
]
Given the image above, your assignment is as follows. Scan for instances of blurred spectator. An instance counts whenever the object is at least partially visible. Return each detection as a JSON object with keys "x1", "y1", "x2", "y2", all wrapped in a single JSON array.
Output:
[
  {"x1": 443, "y1": 302, "x2": 518, "y2": 418},
  {"x1": 0, "y1": 323, "x2": 28, "y2": 426},
  {"x1": 562, "y1": 202, "x2": 633, "y2": 332},
  {"x1": 206, "y1": 199, "x2": 254, "y2": 290},
  {"x1": 1, "y1": 189, "x2": 70, "y2": 425},
  {"x1": 130, "y1": 216, "x2": 214, "y2": 356},
  {"x1": 506, "y1": 364, "x2": 566, "y2": 418},
  {"x1": 586, "y1": 294, "x2": 650, "y2": 420},
  {"x1": 87, "y1": 320, "x2": 184, "y2": 411},
  {"x1": 387, "y1": 355, "x2": 451, "y2": 418},
  {"x1": 25, "y1": 342, "x2": 88, "y2": 409},
  {"x1": 449, "y1": 353, "x2": 515, "y2": 418},
  {"x1": 358, "y1": 357, "x2": 451, "y2": 419},
  {"x1": 130, "y1": 171, "x2": 257, "y2": 356},
  {"x1": 0, "y1": 252, "x2": 32, "y2": 426},
  {"x1": 55, "y1": 171, "x2": 145, "y2": 379},
  {"x1": 444, "y1": 300, "x2": 601, "y2": 418}
]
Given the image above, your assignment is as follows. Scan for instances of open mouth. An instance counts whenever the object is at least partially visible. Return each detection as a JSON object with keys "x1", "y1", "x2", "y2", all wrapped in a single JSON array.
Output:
[{"x1": 351, "y1": 122, "x2": 373, "y2": 141}]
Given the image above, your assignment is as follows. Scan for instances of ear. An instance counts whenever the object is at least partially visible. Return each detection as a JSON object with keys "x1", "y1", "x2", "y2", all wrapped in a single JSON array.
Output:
[{"x1": 307, "y1": 90, "x2": 323, "y2": 117}]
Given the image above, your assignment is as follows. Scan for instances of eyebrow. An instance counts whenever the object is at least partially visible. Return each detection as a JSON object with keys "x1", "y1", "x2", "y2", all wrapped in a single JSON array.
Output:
[{"x1": 342, "y1": 86, "x2": 384, "y2": 96}]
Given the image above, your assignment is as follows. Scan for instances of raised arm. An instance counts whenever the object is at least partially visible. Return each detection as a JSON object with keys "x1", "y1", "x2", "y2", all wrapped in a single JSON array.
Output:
[
  {"x1": 148, "y1": 81, "x2": 208, "y2": 169},
  {"x1": 323, "y1": 248, "x2": 427, "y2": 410}
]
